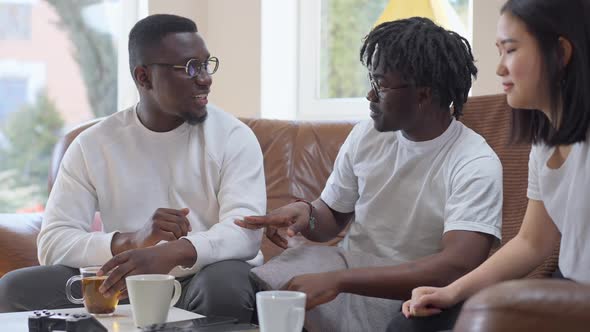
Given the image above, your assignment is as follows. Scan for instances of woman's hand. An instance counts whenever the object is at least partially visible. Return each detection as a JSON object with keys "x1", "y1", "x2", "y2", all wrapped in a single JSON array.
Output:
[{"x1": 402, "y1": 286, "x2": 460, "y2": 318}]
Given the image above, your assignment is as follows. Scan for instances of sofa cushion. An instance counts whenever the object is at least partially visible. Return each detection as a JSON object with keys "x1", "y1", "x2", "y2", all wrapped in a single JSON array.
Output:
[
  {"x1": 454, "y1": 279, "x2": 590, "y2": 332},
  {"x1": 458, "y1": 95, "x2": 558, "y2": 277},
  {"x1": 240, "y1": 118, "x2": 355, "y2": 210},
  {"x1": 0, "y1": 213, "x2": 42, "y2": 277},
  {"x1": 241, "y1": 118, "x2": 355, "y2": 260}
]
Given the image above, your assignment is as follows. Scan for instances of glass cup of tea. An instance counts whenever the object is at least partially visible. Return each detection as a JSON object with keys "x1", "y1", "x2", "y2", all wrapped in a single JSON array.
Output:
[{"x1": 65, "y1": 266, "x2": 121, "y2": 316}]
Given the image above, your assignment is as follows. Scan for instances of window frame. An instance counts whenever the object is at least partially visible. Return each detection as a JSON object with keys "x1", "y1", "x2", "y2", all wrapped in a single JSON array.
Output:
[
  {"x1": 296, "y1": 0, "x2": 369, "y2": 121},
  {"x1": 281, "y1": 0, "x2": 473, "y2": 121},
  {"x1": 0, "y1": 0, "x2": 35, "y2": 40}
]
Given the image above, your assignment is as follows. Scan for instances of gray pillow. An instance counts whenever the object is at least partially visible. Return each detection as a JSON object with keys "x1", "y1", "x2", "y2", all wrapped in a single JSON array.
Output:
[{"x1": 251, "y1": 245, "x2": 350, "y2": 290}]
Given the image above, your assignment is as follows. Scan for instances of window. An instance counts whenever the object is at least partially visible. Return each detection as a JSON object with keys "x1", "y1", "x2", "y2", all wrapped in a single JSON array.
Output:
[
  {"x1": 0, "y1": 78, "x2": 27, "y2": 120},
  {"x1": 307, "y1": 0, "x2": 471, "y2": 119},
  {"x1": 320, "y1": 0, "x2": 470, "y2": 100},
  {"x1": 0, "y1": 2, "x2": 32, "y2": 40},
  {"x1": 318, "y1": 0, "x2": 388, "y2": 100},
  {"x1": 0, "y1": 0, "x2": 130, "y2": 213},
  {"x1": 261, "y1": 0, "x2": 472, "y2": 120}
]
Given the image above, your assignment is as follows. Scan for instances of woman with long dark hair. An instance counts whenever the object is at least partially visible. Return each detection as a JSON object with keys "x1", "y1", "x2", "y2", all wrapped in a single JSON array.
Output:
[{"x1": 403, "y1": 0, "x2": 590, "y2": 318}]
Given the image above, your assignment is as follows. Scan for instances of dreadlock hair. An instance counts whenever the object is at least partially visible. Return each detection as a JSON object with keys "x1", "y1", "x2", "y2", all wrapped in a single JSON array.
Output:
[
  {"x1": 360, "y1": 17, "x2": 477, "y2": 119},
  {"x1": 128, "y1": 14, "x2": 197, "y2": 77}
]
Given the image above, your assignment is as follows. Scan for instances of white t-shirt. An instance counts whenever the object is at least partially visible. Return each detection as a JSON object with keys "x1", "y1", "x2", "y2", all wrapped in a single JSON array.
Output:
[
  {"x1": 321, "y1": 119, "x2": 503, "y2": 265},
  {"x1": 527, "y1": 142, "x2": 590, "y2": 283},
  {"x1": 39, "y1": 105, "x2": 266, "y2": 277}
]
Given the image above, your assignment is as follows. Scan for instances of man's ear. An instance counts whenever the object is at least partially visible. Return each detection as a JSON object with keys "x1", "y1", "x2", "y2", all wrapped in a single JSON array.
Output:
[
  {"x1": 133, "y1": 65, "x2": 152, "y2": 89},
  {"x1": 417, "y1": 87, "x2": 432, "y2": 108},
  {"x1": 558, "y1": 36, "x2": 573, "y2": 68}
]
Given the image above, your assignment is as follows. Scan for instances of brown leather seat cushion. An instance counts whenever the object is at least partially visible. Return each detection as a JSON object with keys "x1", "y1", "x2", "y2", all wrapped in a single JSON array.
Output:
[
  {"x1": 241, "y1": 118, "x2": 355, "y2": 259},
  {"x1": 0, "y1": 214, "x2": 42, "y2": 276},
  {"x1": 454, "y1": 279, "x2": 590, "y2": 332},
  {"x1": 458, "y1": 95, "x2": 557, "y2": 277}
]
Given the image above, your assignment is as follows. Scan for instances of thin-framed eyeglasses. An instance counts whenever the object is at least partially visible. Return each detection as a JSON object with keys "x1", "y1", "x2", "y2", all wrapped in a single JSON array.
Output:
[
  {"x1": 368, "y1": 74, "x2": 411, "y2": 99},
  {"x1": 147, "y1": 57, "x2": 219, "y2": 78}
]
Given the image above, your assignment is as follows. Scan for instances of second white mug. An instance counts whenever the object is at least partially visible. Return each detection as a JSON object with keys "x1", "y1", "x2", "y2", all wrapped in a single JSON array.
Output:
[
  {"x1": 125, "y1": 274, "x2": 182, "y2": 328},
  {"x1": 256, "y1": 290, "x2": 306, "y2": 332}
]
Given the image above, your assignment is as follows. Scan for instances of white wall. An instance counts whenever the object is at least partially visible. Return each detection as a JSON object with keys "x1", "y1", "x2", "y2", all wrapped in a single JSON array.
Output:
[
  {"x1": 146, "y1": 0, "x2": 505, "y2": 118},
  {"x1": 260, "y1": 0, "x2": 298, "y2": 119},
  {"x1": 148, "y1": 0, "x2": 261, "y2": 118},
  {"x1": 148, "y1": 0, "x2": 209, "y2": 31},
  {"x1": 471, "y1": 0, "x2": 505, "y2": 96}
]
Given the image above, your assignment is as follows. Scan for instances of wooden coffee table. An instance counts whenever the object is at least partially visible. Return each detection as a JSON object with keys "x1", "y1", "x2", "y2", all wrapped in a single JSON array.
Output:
[{"x1": 0, "y1": 304, "x2": 203, "y2": 331}]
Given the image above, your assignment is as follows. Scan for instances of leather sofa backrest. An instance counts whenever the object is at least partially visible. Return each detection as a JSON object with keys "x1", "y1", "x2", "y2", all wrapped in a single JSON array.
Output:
[
  {"x1": 48, "y1": 117, "x2": 356, "y2": 212},
  {"x1": 458, "y1": 94, "x2": 558, "y2": 277},
  {"x1": 48, "y1": 119, "x2": 102, "y2": 194},
  {"x1": 0, "y1": 213, "x2": 42, "y2": 277},
  {"x1": 46, "y1": 95, "x2": 557, "y2": 276},
  {"x1": 240, "y1": 118, "x2": 355, "y2": 211}
]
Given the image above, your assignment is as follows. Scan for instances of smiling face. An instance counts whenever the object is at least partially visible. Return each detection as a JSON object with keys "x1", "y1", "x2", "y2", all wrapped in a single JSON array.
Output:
[
  {"x1": 143, "y1": 32, "x2": 212, "y2": 124},
  {"x1": 496, "y1": 13, "x2": 549, "y2": 112}
]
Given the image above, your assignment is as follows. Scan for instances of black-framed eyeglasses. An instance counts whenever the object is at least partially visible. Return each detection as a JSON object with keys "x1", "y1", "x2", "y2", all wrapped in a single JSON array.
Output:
[
  {"x1": 147, "y1": 57, "x2": 219, "y2": 78},
  {"x1": 368, "y1": 74, "x2": 411, "y2": 99}
]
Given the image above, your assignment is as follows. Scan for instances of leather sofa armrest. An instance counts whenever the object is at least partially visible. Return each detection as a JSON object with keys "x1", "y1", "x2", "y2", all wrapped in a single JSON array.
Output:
[
  {"x1": 454, "y1": 279, "x2": 590, "y2": 332},
  {"x1": 0, "y1": 213, "x2": 42, "y2": 277}
]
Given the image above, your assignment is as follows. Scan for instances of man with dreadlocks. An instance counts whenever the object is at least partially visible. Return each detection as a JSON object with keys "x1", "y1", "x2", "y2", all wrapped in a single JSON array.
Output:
[{"x1": 237, "y1": 17, "x2": 502, "y2": 331}]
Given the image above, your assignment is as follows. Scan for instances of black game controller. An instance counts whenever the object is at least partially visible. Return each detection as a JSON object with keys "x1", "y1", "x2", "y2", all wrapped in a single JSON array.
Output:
[{"x1": 28, "y1": 310, "x2": 107, "y2": 332}]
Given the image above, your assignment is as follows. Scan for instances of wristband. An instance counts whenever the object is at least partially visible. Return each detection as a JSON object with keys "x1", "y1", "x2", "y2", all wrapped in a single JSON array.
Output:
[{"x1": 294, "y1": 198, "x2": 316, "y2": 231}]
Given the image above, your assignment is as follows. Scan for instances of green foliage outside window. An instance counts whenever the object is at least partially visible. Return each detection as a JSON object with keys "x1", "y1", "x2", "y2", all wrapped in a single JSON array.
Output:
[
  {"x1": 0, "y1": 91, "x2": 64, "y2": 212},
  {"x1": 320, "y1": 0, "x2": 387, "y2": 99},
  {"x1": 320, "y1": 0, "x2": 470, "y2": 99},
  {"x1": 0, "y1": 0, "x2": 118, "y2": 212}
]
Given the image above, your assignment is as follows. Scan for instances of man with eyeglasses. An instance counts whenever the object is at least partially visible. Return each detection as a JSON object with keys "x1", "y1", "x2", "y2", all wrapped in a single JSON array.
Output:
[
  {"x1": 236, "y1": 17, "x2": 503, "y2": 331},
  {"x1": 0, "y1": 14, "x2": 265, "y2": 323}
]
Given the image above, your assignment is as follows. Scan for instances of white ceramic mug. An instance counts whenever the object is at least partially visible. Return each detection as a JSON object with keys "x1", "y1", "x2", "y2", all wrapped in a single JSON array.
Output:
[
  {"x1": 256, "y1": 291, "x2": 306, "y2": 332},
  {"x1": 125, "y1": 274, "x2": 182, "y2": 327}
]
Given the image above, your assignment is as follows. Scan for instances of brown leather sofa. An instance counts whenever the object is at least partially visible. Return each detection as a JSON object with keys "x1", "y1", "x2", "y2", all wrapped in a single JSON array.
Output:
[
  {"x1": 0, "y1": 94, "x2": 588, "y2": 330},
  {"x1": 454, "y1": 279, "x2": 590, "y2": 332}
]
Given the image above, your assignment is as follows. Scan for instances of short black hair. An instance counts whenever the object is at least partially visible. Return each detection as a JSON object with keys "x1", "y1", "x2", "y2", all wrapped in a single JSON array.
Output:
[
  {"x1": 128, "y1": 14, "x2": 197, "y2": 76},
  {"x1": 502, "y1": 0, "x2": 590, "y2": 146},
  {"x1": 360, "y1": 17, "x2": 477, "y2": 119}
]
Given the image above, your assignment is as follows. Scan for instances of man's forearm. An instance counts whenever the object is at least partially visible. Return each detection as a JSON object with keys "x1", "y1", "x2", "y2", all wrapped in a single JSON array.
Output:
[
  {"x1": 337, "y1": 253, "x2": 472, "y2": 300},
  {"x1": 111, "y1": 233, "x2": 197, "y2": 268},
  {"x1": 111, "y1": 232, "x2": 136, "y2": 255},
  {"x1": 300, "y1": 199, "x2": 352, "y2": 242},
  {"x1": 165, "y1": 238, "x2": 198, "y2": 268}
]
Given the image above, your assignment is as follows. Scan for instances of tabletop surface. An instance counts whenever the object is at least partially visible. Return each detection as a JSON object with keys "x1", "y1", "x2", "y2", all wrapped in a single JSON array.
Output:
[{"x1": 0, "y1": 304, "x2": 203, "y2": 332}]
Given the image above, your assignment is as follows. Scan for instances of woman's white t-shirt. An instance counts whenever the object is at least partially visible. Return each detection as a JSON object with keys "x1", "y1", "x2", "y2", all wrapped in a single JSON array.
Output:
[{"x1": 527, "y1": 142, "x2": 590, "y2": 283}]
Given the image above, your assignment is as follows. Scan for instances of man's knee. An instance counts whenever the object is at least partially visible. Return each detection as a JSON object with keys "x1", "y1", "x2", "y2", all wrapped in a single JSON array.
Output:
[
  {"x1": 182, "y1": 260, "x2": 255, "y2": 322},
  {"x1": 0, "y1": 265, "x2": 78, "y2": 313},
  {"x1": 0, "y1": 268, "x2": 30, "y2": 312},
  {"x1": 193, "y1": 260, "x2": 253, "y2": 297}
]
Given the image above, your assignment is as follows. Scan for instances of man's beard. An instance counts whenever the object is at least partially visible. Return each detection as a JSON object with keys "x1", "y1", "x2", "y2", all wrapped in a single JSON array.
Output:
[{"x1": 182, "y1": 110, "x2": 207, "y2": 125}]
